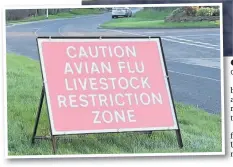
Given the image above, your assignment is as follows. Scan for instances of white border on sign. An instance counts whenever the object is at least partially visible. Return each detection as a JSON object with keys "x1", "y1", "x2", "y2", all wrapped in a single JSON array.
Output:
[
  {"x1": 3, "y1": 3, "x2": 224, "y2": 159},
  {"x1": 37, "y1": 37, "x2": 179, "y2": 135}
]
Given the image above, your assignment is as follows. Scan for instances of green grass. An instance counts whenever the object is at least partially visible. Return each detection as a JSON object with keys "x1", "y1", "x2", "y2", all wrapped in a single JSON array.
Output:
[
  {"x1": 69, "y1": 8, "x2": 104, "y2": 15},
  {"x1": 100, "y1": 8, "x2": 220, "y2": 29},
  {"x1": 7, "y1": 53, "x2": 222, "y2": 156},
  {"x1": 101, "y1": 19, "x2": 220, "y2": 28},
  {"x1": 7, "y1": 9, "x2": 103, "y2": 24},
  {"x1": 134, "y1": 8, "x2": 175, "y2": 20}
]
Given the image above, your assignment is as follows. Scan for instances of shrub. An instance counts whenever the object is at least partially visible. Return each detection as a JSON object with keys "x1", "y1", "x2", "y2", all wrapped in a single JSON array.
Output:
[
  {"x1": 182, "y1": 6, "x2": 197, "y2": 16},
  {"x1": 212, "y1": 8, "x2": 220, "y2": 16},
  {"x1": 169, "y1": 7, "x2": 186, "y2": 17},
  {"x1": 170, "y1": 8, "x2": 182, "y2": 16},
  {"x1": 192, "y1": 6, "x2": 200, "y2": 13},
  {"x1": 165, "y1": 16, "x2": 219, "y2": 22},
  {"x1": 196, "y1": 7, "x2": 215, "y2": 16}
]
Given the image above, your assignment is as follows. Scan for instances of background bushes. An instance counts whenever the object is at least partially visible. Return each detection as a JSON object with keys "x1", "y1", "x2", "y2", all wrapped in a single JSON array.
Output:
[
  {"x1": 165, "y1": 6, "x2": 220, "y2": 22},
  {"x1": 196, "y1": 7, "x2": 215, "y2": 16}
]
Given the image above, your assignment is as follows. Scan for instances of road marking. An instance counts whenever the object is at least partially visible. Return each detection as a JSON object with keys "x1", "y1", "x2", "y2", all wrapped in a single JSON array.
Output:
[
  {"x1": 168, "y1": 57, "x2": 220, "y2": 59},
  {"x1": 165, "y1": 36, "x2": 219, "y2": 47},
  {"x1": 58, "y1": 26, "x2": 65, "y2": 36},
  {"x1": 106, "y1": 29, "x2": 220, "y2": 50},
  {"x1": 175, "y1": 34, "x2": 219, "y2": 37},
  {"x1": 34, "y1": 28, "x2": 40, "y2": 37},
  {"x1": 106, "y1": 29, "x2": 146, "y2": 36},
  {"x1": 168, "y1": 70, "x2": 220, "y2": 82},
  {"x1": 162, "y1": 37, "x2": 220, "y2": 50},
  {"x1": 107, "y1": 29, "x2": 220, "y2": 81},
  {"x1": 143, "y1": 31, "x2": 167, "y2": 34},
  {"x1": 57, "y1": 15, "x2": 102, "y2": 36},
  {"x1": 144, "y1": 32, "x2": 219, "y2": 36},
  {"x1": 166, "y1": 59, "x2": 220, "y2": 69},
  {"x1": 33, "y1": 21, "x2": 59, "y2": 37},
  {"x1": 6, "y1": 25, "x2": 15, "y2": 28}
]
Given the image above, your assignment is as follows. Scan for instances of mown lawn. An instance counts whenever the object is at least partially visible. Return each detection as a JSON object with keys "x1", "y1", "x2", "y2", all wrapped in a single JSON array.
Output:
[
  {"x1": 101, "y1": 18, "x2": 219, "y2": 28},
  {"x1": 7, "y1": 53, "x2": 222, "y2": 156},
  {"x1": 7, "y1": 8, "x2": 103, "y2": 24},
  {"x1": 100, "y1": 8, "x2": 220, "y2": 29}
]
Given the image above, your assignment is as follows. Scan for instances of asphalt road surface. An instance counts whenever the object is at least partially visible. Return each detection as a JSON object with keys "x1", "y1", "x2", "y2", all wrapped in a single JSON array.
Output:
[{"x1": 6, "y1": 12, "x2": 222, "y2": 114}]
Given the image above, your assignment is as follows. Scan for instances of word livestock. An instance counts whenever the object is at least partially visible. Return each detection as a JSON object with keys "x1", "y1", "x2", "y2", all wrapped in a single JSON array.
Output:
[
  {"x1": 64, "y1": 77, "x2": 151, "y2": 91},
  {"x1": 38, "y1": 38, "x2": 177, "y2": 134}
]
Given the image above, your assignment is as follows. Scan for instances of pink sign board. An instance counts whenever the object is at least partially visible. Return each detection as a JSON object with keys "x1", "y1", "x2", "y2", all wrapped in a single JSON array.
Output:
[{"x1": 37, "y1": 38, "x2": 178, "y2": 135}]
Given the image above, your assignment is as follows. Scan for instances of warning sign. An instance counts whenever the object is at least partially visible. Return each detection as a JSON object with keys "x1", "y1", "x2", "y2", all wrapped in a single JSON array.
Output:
[{"x1": 37, "y1": 37, "x2": 178, "y2": 135}]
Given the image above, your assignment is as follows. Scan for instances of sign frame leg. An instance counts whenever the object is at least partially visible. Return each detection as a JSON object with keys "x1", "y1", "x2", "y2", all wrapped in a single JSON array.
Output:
[
  {"x1": 159, "y1": 37, "x2": 184, "y2": 149},
  {"x1": 31, "y1": 85, "x2": 57, "y2": 154},
  {"x1": 176, "y1": 129, "x2": 183, "y2": 148}
]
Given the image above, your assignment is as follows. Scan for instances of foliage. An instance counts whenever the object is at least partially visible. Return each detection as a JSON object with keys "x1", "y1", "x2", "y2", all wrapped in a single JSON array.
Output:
[
  {"x1": 212, "y1": 8, "x2": 220, "y2": 16},
  {"x1": 168, "y1": 6, "x2": 219, "y2": 18},
  {"x1": 169, "y1": 8, "x2": 186, "y2": 18},
  {"x1": 182, "y1": 6, "x2": 197, "y2": 16},
  {"x1": 134, "y1": 8, "x2": 172, "y2": 20},
  {"x1": 144, "y1": 7, "x2": 177, "y2": 12},
  {"x1": 69, "y1": 8, "x2": 103, "y2": 15},
  {"x1": 196, "y1": 7, "x2": 215, "y2": 16}
]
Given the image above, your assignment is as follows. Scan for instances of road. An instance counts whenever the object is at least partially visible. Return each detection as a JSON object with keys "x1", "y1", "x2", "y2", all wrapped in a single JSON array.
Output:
[{"x1": 6, "y1": 12, "x2": 221, "y2": 114}]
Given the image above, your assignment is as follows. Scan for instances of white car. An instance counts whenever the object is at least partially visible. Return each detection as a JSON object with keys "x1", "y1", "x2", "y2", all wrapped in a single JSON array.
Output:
[{"x1": 112, "y1": 7, "x2": 132, "y2": 19}]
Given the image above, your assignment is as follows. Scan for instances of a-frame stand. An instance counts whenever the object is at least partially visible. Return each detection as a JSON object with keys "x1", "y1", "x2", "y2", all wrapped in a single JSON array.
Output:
[
  {"x1": 31, "y1": 86, "x2": 183, "y2": 154},
  {"x1": 32, "y1": 36, "x2": 183, "y2": 154},
  {"x1": 31, "y1": 85, "x2": 57, "y2": 154},
  {"x1": 176, "y1": 129, "x2": 183, "y2": 148}
]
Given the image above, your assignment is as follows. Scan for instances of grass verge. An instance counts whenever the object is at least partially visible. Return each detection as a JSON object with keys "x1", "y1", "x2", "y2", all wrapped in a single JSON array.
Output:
[
  {"x1": 100, "y1": 8, "x2": 220, "y2": 29},
  {"x1": 7, "y1": 9, "x2": 103, "y2": 24},
  {"x1": 7, "y1": 53, "x2": 222, "y2": 155}
]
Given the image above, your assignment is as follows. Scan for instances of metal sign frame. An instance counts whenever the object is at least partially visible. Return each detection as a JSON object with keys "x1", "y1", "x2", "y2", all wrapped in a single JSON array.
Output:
[{"x1": 31, "y1": 36, "x2": 183, "y2": 154}]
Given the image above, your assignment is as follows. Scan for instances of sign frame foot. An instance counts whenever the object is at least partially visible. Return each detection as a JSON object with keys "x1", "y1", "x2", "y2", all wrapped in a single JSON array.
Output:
[
  {"x1": 51, "y1": 135, "x2": 57, "y2": 154},
  {"x1": 175, "y1": 129, "x2": 183, "y2": 148},
  {"x1": 31, "y1": 85, "x2": 57, "y2": 154}
]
